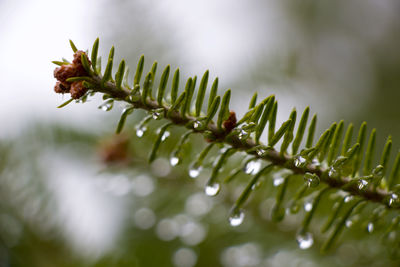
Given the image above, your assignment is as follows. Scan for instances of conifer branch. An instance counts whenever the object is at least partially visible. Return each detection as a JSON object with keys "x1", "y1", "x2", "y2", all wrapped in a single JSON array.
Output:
[{"x1": 52, "y1": 39, "x2": 400, "y2": 253}]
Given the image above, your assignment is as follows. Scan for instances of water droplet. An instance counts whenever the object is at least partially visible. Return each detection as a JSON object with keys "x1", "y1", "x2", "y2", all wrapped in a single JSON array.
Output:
[
  {"x1": 170, "y1": 156, "x2": 180, "y2": 166},
  {"x1": 344, "y1": 195, "x2": 353, "y2": 203},
  {"x1": 256, "y1": 148, "x2": 267, "y2": 157},
  {"x1": 151, "y1": 108, "x2": 164, "y2": 120},
  {"x1": 98, "y1": 100, "x2": 113, "y2": 111},
  {"x1": 229, "y1": 209, "x2": 245, "y2": 227},
  {"x1": 136, "y1": 126, "x2": 147, "y2": 137},
  {"x1": 328, "y1": 167, "x2": 338, "y2": 178},
  {"x1": 289, "y1": 201, "x2": 302, "y2": 214},
  {"x1": 304, "y1": 201, "x2": 313, "y2": 212},
  {"x1": 388, "y1": 193, "x2": 400, "y2": 207},
  {"x1": 237, "y1": 122, "x2": 255, "y2": 140},
  {"x1": 357, "y1": 179, "x2": 369, "y2": 190},
  {"x1": 205, "y1": 182, "x2": 220, "y2": 196},
  {"x1": 193, "y1": 120, "x2": 203, "y2": 129},
  {"x1": 367, "y1": 222, "x2": 374, "y2": 233},
  {"x1": 303, "y1": 172, "x2": 320, "y2": 188},
  {"x1": 345, "y1": 215, "x2": 359, "y2": 228},
  {"x1": 243, "y1": 160, "x2": 261, "y2": 175},
  {"x1": 273, "y1": 177, "x2": 284, "y2": 187},
  {"x1": 296, "y1": 231, "x2": 314, "y2": 249},
  {"x1": 161, "y1": 131, "x2": 170, "y2": 141},
  {"x1": 294, "y1": 156, "x2": 306, "y2": 167},
  {"x1": 238, "y1": 129, "x2": 249, "y2": 140},
  {"x1": 188, "y1": 163, "x2": 202, "y2": 178}
]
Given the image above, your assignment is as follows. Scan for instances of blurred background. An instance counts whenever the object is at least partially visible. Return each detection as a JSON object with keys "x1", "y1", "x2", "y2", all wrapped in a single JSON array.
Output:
[{"x1": 1, "y1": 0, "x2": 400, "y2": 266}]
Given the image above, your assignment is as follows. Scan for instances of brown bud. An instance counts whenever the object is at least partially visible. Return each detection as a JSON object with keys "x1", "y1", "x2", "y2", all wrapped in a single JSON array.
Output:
[
  {"x1": 53, "y1": 65, "x2": 77, "y2": 83},
  {"x1": 72, "y1": 50, "x2": 85, "y2": 65},
  {"x1": 223, "y1": 111, "x2": 237, "y2": 133},
  {"x1": 70, "y1": 81, "x2": 88, "y2": 99},
  {"x1": 53, "y1": 51, "x2": 92, "y2": 98},
  {"x1": 72, "y1": 50, "x2": 91, "y2": 76},
  {"x1": 54, "y1": 81, "x2": 70, "y2": 94}
]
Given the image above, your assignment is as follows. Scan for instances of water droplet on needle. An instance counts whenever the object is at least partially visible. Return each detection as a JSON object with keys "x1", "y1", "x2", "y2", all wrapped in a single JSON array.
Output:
[
  {"x1": 189, "y1": 163, "x2": 202, "y2": 178},
  {"x1": 296, "y1": 232, "x2": 314, "y2": 249},
  {"x1": 170, "y1": 156, "x2": 180, "y2": 166},
  {"x1": 229, "y1": 209, "x2": 244, "y2": 227},
  {"x1": 205, "y1": 182, "x2": 220, "y2": 196},
  {"x1": 303, "y1": 172, "x2": 320, "y2": 188},
  {"x1": 161, "y1": 131, "x2": 170, "y2": 141},
  {"x1": 243, "y1": 160, "x2": 261, "y2": 175},
  {"x1": 136, "y1": 126, "x2": 147, "y2": 137}
]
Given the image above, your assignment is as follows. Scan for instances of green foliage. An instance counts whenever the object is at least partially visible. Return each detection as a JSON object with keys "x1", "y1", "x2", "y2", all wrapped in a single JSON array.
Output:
[{"x1": 53, "y1": 39, "x2": 400, "y2": 255}]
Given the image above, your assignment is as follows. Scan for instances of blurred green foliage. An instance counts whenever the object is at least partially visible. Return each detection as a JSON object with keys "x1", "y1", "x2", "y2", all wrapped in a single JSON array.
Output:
[{"x1": 1, "y1": 117, "x2": 399, "y2": 266}]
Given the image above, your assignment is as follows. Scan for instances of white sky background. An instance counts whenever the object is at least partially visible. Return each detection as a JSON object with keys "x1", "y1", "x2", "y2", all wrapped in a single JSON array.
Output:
[
  {"x1": 0, "y1": 0, "x2": 101, "y2": 138},
  {"x1": 0, "y1": 0, "x2": 299, "y2": 139}
]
